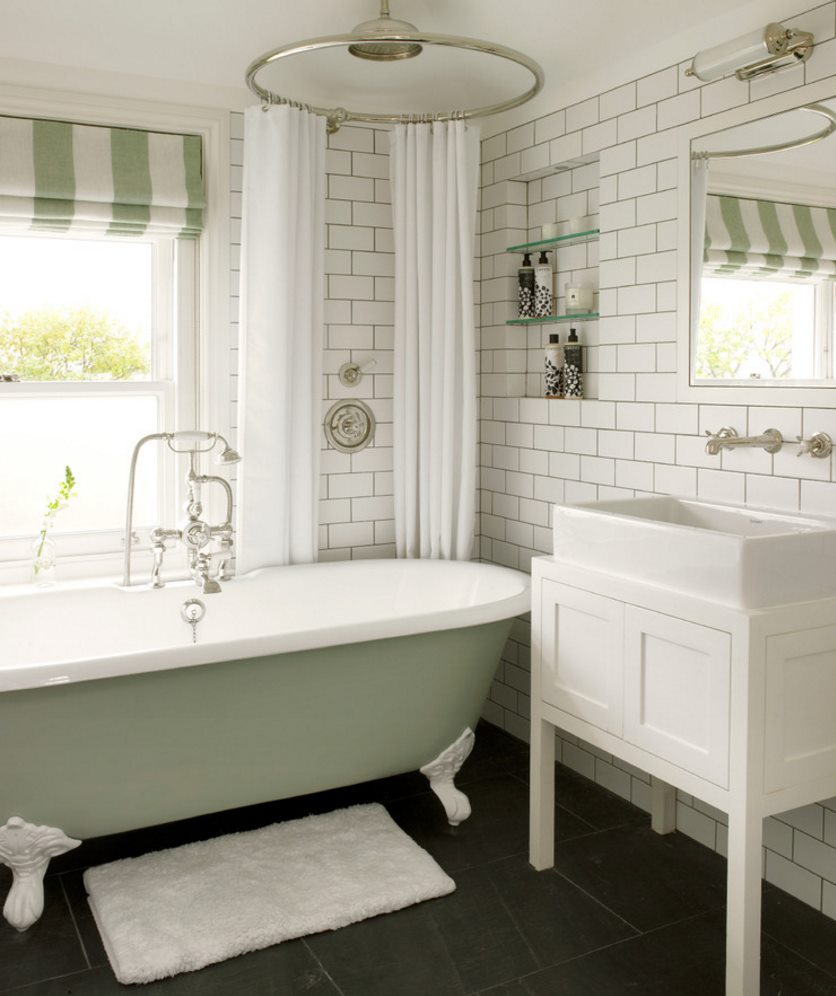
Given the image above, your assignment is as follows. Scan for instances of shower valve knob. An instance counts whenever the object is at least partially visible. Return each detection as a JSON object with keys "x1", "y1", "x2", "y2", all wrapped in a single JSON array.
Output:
[{"x1": 183, "y1": 521, "x2": 212, "y2": 549}]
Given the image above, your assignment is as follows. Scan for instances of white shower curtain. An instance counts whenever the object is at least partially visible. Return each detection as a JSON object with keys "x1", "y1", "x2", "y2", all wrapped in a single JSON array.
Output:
[
  {"x1": 390, "y1": 120, "x2": 480, "y2": 561},
  {"x1": 237, "y1": 105, "x2": 325, "y2": 571}
]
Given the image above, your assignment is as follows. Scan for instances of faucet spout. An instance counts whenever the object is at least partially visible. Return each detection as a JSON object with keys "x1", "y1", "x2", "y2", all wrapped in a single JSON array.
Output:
[{"x1": 705, "y1": 426, "x2": 783, "y2": 456}]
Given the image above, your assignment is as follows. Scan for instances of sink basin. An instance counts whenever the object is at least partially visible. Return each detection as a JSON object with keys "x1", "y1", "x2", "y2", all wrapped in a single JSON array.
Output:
[{"x1": 552, "y1": 496, "x2": 836, "y2": 608}]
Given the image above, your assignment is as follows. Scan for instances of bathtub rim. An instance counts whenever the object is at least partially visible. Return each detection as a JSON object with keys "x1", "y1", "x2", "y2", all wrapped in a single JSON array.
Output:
[{"x1": 2, "y1": 558, "x2": 530, "y2": 692}]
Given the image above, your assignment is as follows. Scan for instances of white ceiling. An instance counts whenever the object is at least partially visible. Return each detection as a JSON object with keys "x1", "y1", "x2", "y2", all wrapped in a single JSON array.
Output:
[{"x1": 0, "y1": 0, "x2": 816, "y2": 130}]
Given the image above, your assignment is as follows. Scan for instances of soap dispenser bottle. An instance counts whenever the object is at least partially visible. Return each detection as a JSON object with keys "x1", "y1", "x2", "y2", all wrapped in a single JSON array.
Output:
[
  {"x1": 517, "y1": 252, "x2": 535, "y2": 318},
  {"x1": 563, "y1": 326, "x2": 583, "y2": 398},
  {"x1": 545, "y1": 332, "x2": 564, "y2": 398},
  {"x1": 533, "y1": 250, "x2": 553, "y2": 317}
]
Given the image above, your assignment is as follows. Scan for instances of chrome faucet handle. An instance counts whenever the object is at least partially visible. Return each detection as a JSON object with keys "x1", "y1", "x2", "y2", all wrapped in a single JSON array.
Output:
[
  {"x1": 149, "y1": 527, "x2": 172, "y2": 589},
  {"x1": 704, "y1": 426, "x2": 738, "y2": 455},
  {"x1": 796, "y1": 432, "x2": 833, "y2": 458}
]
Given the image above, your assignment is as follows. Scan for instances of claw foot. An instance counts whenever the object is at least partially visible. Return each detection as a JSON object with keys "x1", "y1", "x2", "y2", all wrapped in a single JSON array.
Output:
[
  {"x1": 0, "y1": 817, "x2": 81, "y2": 931},
  {"x1": 420, "y1": 728, "x2": 475, "y2": 826}
]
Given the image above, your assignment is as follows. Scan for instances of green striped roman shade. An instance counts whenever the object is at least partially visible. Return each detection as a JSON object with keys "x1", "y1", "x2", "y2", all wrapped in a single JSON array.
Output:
[
  {"x1": 0, "y1": 116, "x2": 205, "y2": 237},
  {"x1": 704, "y1": 193, "x2": 836, "y2": 279}
]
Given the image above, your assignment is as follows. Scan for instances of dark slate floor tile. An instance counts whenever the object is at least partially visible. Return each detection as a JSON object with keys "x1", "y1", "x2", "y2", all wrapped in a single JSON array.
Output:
[
  {"x1": 59, "y1": 874, "x2": 107, "y2": 970},
  {"x1": 305, "y1": 900, "x2": 464, "y2": 996},
  {"x1": 485, "y1": 855, "x2": 637, "y2": 969},
  {"x1": 515, "y1": 911, "x2": 726, "y2": 996},
  {"x1": 550, "y1": 764, "x2": 648, "y2": 832},
  {"x1": 516, "y1": 909, "x2": 836, "y2": 996},
  {"x1": 6, "y1": 939, "x2": 340, "y2": 996},
  {"x1": 475, "y1": 984, "x2": 529, "y2": 996},
  {"x1": 0, "y1": 875, "x2": 87, "y2": 993},
  {"x1": 762, "y1": 881, "x2": 836, "y2": 981},
  {"x1": 553, "y1": 823, "x2": 727, "y2": 932},
  {"x1": 386, "y1": 774, "x2": 530, "y2": 874},
  {"x1": 429, "y1": 864, "x2": 538, "y2": 992}
]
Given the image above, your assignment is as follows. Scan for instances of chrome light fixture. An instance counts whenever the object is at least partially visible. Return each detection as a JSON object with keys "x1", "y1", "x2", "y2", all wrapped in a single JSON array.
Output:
[
  {"x1": 245, "y1": 0, "x2": 544, "y2": 133},
  {"x1": 686, "y1": 21, "x2": 814, "y2": 83}
]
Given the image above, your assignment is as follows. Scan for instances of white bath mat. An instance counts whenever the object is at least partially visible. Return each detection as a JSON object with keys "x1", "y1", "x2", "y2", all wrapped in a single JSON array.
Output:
[{"x1": 83, "y1": 803, "x2": 454, "y2": 985}]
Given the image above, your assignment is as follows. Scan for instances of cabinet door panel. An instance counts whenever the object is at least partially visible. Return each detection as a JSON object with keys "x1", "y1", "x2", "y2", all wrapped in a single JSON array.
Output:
[
  {"x1": 623, "y1": 607, "x2": 730, "y2": 788},
  {"x1": 540, "y1": 580, "x2": 623, "y2": 734},
  {"x1": 765, "y1": 625, "x2": 836, "y2": 792}
]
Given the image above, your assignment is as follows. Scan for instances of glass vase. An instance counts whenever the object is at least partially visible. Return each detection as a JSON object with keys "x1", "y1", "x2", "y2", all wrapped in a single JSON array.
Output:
[{"x1": 32, "y1": 535, "x2": 57, "y2": 586}]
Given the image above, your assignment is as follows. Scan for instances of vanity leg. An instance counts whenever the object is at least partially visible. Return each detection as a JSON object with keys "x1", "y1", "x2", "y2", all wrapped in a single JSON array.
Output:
[
  {"x1": 650, "y1": 777, "x2": 676, "y2": 834},
  {"x1": 529, "y1": 716, "x2": 555, "y2": 870},
  {"x1": 725, "y1": 805, "x2": 762, "y2": 996}
]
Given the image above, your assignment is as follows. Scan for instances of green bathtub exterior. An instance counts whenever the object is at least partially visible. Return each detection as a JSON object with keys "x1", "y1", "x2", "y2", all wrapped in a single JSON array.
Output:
[{"x1": 0, "y1": 619, "x2": 512, "y2": 840}]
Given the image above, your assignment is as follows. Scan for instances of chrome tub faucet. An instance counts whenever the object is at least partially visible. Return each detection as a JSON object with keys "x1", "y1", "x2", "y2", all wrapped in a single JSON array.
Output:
[{"x1": 123, "y1": 431, "x2": 241, "y2": 591}]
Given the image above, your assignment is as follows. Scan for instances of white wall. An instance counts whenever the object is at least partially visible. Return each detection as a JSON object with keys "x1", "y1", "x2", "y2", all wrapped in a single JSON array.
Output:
[{"x1": 477, "y1": 0, "x2": 836, "y2": 920}]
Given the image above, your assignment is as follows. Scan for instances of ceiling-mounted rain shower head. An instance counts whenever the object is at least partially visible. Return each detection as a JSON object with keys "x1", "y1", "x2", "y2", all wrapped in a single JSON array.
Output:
[
  {"x1": 245, "y1": 1, "x2": 544, "y2": 134},
  {"x1": 348, "y1": 0, "x2": 423, "y2": 62}
]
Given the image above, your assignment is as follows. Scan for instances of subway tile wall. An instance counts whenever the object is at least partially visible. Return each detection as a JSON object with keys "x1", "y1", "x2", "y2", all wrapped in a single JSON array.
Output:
[
  {"x1": 229, "y1": 115, "x2": 395, "y2": 560},
  {"x1": 477, "y1": 0, "x2": 836, "y2": 919}
]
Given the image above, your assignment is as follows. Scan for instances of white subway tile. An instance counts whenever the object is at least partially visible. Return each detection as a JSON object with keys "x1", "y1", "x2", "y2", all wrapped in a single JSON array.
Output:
[
  {"x1": 599, "y1": 141, "x2": 637, "y2": 177},
  {"x1": 701, "y1": 76, "x2": 749, "y2": 117},
  {"x1": 657, "y1": 90, "x2": 701, "y2": 130},
  {"x1": 637, "y1": 66, "x2": 678, "y2": 106},
  {"x1": 600, "y1": 82, "x2": 637, "y2": 120},
  {"x1": 746, "y1": 475, "x2": 800, "y2": 512},
  {"x1": 697, "y1": 468, "x2": 746, "y2": 504},
  {"x1": 618, "y1": 105, "x2": 657, "y2": 143},
  {"x1": 597, "y1": 373, "x2": 636, "y2": 401},
  {"x1": 535, "y1": 110, "x2": 567, "y2": 145},
  {"x1": 567, "y1": 96, "x2": 600, "y2": 132},
  {"x1": 655, "y1": 463, "x2": 697, "y2": 496},
  {"x1": 635, "y1": 432, "x2": 675, "y2": 463},
  {"x1": 583, "y1": 119, "x2": 618, "y2": 155}
]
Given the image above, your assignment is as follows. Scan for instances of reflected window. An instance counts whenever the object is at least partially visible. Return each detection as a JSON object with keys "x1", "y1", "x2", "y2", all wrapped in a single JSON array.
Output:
[{"x1": 697, "y1": 276, "x2": 832, "y2": 381}]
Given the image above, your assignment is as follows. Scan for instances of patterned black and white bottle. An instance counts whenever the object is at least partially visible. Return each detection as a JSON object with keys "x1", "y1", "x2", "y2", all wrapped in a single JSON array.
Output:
[
  {"x1": 517, "y1": 252, "x2": 535, "y2": 318},
  {"x1": 545, "y1": 333, "x2": 564, "y2": 398},
  {"x1": 563, "y1": 327, "x2": 583, "y2": 399},
  {"x1": 533, "y1": 250, "x2": 553, "y2": 318}
]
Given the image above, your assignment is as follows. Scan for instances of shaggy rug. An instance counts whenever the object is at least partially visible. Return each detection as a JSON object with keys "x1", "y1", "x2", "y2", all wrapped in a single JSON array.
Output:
[{"x1": 84, "y1": 803, "x2": 454, "y2": 984}]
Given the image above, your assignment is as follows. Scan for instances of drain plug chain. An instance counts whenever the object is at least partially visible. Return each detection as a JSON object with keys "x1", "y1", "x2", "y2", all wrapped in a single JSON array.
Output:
[{"x1": 180, "y1": 598, "x2": 206, "y2": 643}]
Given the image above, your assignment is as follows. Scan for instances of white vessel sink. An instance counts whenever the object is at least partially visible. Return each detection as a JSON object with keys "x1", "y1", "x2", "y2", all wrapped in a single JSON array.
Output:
[{"x1": 552, "y1": 496, "x2": 836, "y2": 608}]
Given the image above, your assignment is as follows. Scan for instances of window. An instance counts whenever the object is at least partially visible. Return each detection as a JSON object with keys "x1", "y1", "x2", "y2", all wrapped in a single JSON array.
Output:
[
  {"x1": 696, "y1": 275, "x2": 834, "y2": 382},
  {"x1": 0, "y1": 96, "x2": 229, "y2": 583}
]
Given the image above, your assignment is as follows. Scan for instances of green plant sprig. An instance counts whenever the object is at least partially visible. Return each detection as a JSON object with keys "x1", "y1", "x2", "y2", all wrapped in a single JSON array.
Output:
[{"x1": 34, "y1": 466, "x2": 77, "y2": 574}]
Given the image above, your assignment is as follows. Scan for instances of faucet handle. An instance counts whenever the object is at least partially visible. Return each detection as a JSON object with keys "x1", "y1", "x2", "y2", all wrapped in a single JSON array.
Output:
[{"x1": 796, "y1": 432, "x2": 833, "y2": 458}]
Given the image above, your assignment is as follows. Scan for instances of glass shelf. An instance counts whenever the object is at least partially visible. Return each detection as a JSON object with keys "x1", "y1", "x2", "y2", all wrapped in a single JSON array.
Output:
[
  {"x1": 506, "y1": 229, "x2": 600, "y2": 253},
  {"x1": 506, "y1": 312, "x2": 598, "y2": 326}
]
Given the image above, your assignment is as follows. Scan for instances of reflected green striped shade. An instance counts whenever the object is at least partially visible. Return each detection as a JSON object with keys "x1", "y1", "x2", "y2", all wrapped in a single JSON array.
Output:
[
  {"x1": 0, "y1": 116, "x2": 205, "y2": 238},
  {"x1": 704, "y1": 194, "x2": 836, "y2": 279}
]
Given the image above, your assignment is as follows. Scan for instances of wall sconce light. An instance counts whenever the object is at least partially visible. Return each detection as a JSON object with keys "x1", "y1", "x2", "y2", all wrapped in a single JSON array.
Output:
[{"x1": 686, "y1": 22, "x2": 814, "y2": 83}]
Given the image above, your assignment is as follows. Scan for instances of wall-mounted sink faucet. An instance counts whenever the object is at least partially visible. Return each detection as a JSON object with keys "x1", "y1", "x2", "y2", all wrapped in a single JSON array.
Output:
[
  {"x1": 704, "y1": 426, "x2": 783, "y2": 456},
  {"x1": 122, "y1": 431, "x2": 241, "y2": 591}
]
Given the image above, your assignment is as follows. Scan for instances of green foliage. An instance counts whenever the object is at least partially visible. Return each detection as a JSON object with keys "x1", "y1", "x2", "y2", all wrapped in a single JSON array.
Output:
[
  {"x1": 34, "y1": 465, "x2": 78, "y2": 574},
  {"x1": 696, "y1": 287, "x2": 795, "y2": 380},
  {"x1": 0, "y1": 306, "x2": 149, "y2": 381}
]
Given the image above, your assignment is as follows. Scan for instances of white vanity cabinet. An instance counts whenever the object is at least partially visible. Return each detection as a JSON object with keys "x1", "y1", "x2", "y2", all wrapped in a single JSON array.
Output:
[{"x1": 530, "y1": 555, "x2": 836, "y2": 996}]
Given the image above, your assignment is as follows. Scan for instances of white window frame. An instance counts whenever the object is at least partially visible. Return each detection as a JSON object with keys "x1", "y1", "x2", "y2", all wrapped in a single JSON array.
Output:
[{"x1": 0, "y1": 86, "x2": 230, "y2": 584}]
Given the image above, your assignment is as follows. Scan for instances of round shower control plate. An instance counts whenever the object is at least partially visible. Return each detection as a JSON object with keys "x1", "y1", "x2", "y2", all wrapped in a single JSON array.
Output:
[{"x1": 324, "y1": 399, "x2": 376, "y2": 453}]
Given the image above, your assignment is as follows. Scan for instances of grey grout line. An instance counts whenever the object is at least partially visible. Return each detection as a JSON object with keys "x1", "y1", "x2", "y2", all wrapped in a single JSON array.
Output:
[{"x1": 59, "y1": 873, "x2": 92, "y2": 971}]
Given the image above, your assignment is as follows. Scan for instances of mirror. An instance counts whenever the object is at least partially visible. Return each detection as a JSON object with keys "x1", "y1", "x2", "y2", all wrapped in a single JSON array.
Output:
[{"x1": 688, "y1": 96, "x2": 836, "y2": 390}]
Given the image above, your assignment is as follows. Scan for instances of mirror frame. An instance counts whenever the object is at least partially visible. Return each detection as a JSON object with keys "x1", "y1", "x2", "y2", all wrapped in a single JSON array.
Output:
[{"x1": 676, "y1": 75, "x2": 836, "y2": 407}]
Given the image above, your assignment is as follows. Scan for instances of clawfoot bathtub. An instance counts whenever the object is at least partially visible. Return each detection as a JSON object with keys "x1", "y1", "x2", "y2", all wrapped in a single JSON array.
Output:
[{"x1": 0, "y1": 558, "x2": 529, "y2": 929}]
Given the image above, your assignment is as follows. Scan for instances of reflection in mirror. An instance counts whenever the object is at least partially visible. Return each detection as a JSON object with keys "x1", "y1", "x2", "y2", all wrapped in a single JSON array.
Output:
[{"x1": 690, "y1": 100, "x2": 836, "y2": 385}]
